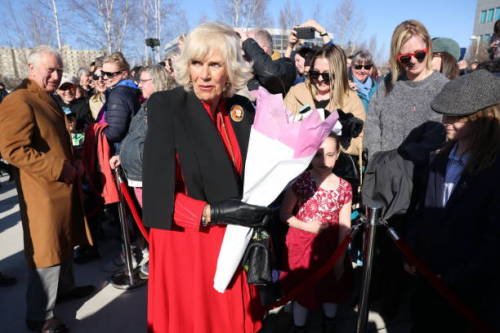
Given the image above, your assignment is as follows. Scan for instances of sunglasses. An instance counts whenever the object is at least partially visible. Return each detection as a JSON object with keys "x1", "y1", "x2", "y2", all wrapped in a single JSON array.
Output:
[
  {"x1": 309, "y1": 71, "x2": 331, "y2": 83},
  {"x1": 353, "y1": 64, "x2": 373, "y2": 70},
  {"x1": 92, "y1": 74, "x2": 104, "y2": 80},
  {"x1": 101, "y1": 70, "x2": 123, "y2": 78},
  {"x1": 396, "y1": 48, "x2": 428, "y2": 65}
]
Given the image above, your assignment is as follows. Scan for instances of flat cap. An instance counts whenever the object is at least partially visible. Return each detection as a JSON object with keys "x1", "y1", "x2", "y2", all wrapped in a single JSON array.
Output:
[
  {"x1": 431, "y1": 69, "x2": 500, "y2": 116},
  {"x1": 432, "y1": 37, "x2": 461, "y2": 61}
]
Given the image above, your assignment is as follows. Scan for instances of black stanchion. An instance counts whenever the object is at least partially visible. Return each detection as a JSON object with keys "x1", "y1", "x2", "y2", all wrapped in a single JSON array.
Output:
[
  {"x1": 356, "y1": 205, "x2": 381, "y2": 333},
  {"x1": 109, "y1": 167, "x2": 147, "y2": 290}
]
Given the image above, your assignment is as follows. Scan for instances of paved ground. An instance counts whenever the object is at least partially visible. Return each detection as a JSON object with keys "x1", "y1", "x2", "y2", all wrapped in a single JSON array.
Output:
[{"x1": 0, "y1": 175, "x2": 412, "y2": 332}]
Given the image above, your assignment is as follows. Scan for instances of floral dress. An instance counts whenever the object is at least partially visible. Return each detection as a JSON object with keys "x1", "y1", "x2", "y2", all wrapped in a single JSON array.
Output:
[{"x1": 280, "y1": 171, "x2": 353, "y2": 310}]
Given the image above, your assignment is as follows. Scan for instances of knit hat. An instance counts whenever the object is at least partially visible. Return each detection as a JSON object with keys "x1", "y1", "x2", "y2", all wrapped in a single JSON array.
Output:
[
  {"x1": 432, "y1": 37, "x2": 460, "y2": 61},
  {"x1": 431, "y1": 69, "x2": 500, "y2": 116}
]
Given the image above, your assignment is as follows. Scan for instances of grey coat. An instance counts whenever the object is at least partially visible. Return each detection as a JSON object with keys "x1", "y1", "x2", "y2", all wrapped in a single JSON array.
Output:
[{"x1": 120, "y1": 103, "x2": 147, "y2": 184}]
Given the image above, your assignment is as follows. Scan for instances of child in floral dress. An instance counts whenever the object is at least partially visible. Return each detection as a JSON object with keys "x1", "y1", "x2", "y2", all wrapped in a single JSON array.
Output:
[{"x1": 280, "y1": 133, "x2": 353, "y2": 333}]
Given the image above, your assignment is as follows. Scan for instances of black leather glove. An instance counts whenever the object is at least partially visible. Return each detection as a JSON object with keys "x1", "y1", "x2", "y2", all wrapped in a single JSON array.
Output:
[
  {"x1": 210, "y1": 199, "x2": 271, "y2": 228},
  {"x1": 337, "y1": 109, "x2": 364, "y2": 139},
  {"x1": 336, "y1": 109, "x2": 364, "y2": 149}
]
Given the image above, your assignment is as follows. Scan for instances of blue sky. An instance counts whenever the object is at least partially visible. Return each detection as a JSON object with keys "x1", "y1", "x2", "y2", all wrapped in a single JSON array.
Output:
[
  {"x1": 1, "y1": 0, "x2": 479, "y2": 62},
  {"x1": 184, "y1": 0, "x2": 478, "y2": 58}
]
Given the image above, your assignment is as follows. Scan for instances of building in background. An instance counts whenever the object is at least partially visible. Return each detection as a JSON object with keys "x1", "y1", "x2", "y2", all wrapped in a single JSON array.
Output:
[
  {"x1": 473, "y1": 0, "x2": 500, "y2": 41},
  {"x1": 0, "y1": 45, "x2": 104, "y2": 81}
]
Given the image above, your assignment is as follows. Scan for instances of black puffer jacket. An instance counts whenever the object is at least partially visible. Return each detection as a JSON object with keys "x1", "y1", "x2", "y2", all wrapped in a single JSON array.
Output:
[
  {"x1": 242, "y1": 38, "x2": 296, "y2": 95},
  {"x1": 103, "y1": 81, "x2": 141, "y2": 146}
]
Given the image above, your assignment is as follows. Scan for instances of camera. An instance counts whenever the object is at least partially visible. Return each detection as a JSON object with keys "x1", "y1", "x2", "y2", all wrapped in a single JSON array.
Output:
[{"x1": 294, "y1": 27, "x2": 315, "y2": 40}]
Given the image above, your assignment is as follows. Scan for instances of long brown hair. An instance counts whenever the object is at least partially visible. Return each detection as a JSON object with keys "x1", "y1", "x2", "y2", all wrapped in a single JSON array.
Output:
[
  {"x1": 438, "y1": 52, "x2": 459, "y2": 80},
  {"x1": 306, "y1": 44, "x2": 349, "y2": 108},
  {"x1": 440, "y1": 104, "x2": 500, "y2": 174}
]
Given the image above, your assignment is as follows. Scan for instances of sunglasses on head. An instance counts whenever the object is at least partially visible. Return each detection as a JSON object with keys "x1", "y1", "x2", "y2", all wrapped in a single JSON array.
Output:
[
  {"x1": 396, "y1": 48, "x2": 428, "y2": 65},
  {"x1": 101, "y1": 70, "x2": 123, "y2": 78},
  {"x1": 353, "y1": 64, "x2": 373, "y2": 70},
  {"x1": 309, "y1": 71, "x2": 331, "y2": 83}
]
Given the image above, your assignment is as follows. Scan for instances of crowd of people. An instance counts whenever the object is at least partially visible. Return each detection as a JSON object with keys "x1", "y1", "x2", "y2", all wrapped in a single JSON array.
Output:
[{"x1": 0, "y1": 17, "x2": 499, "y2": 333}]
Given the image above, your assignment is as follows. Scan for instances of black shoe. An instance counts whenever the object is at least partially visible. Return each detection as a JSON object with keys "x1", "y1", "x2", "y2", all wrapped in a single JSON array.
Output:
[
  {"x1": 0, "y1": 272, "x2": 17, "y2": 286},
  {"x1": 73, "y1": 246, "x2": 100, "y2": 265},
  {"x1": 288, "y1": 325, "x2": 307, "y2": 333},
  {"x1": 56, "y1": 285, "x2": 96, "y2": 304},
  {"x1": 26, "y1": 317, "x2": 68, "y2": 332},
  {"x1": 322, "y1": 316, "x2": 336, "y2": 333}
]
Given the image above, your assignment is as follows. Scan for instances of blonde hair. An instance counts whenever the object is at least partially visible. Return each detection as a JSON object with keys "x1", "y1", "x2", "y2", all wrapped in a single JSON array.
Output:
[
  {"x1": 141, "y1": 65, "x2": 176, "y2": 92},
  {"x1": 389, "y1": 20, "x2": 432, "y2": 88},
  {"x1": 174, "y1": 22, "x2": 253, "y2": 97},
  {"x1": 440, "y1": 104, "x2": 500, "y2": 174},
  {"x1": 103, "y1": 51, "x2": 130, "y2": 72},
  {"x1": 306, "y1": 44, "x2": 350, "y2": 108}
]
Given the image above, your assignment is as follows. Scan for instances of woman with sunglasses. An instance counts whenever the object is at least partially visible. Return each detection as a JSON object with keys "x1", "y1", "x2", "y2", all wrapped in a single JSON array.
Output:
[
  {"x1": 88, "y1": 66, "x2": 107, "y2": 120},
  {"x1": 364, "y1": 20, "x2": 448, "y2": 159},
  {"x1": 285, "y1": 44, "x2": 366, "y2": 158},
  {"x1": 98, "y1": 52, "x2": 141, "y2": 148},
  {"x1": 363, "y1": 19, "x2": 449, "y2": 320},
  {"x1": 349, "y1": 50, "x2": 379, "y2": 112}
]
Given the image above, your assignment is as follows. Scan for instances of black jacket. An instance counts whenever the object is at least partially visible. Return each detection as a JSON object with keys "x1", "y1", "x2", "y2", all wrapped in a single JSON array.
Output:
[
  {"x1": 242, "y1": 38, "x2": 296, "y2": 95},
  {"x1": 103, "y1": 83, "x2": 141, "y2": 145},
  {"x1": 409, "y1": 153, "x2": 500, "y2": 288},
  {"x1": 142, "y1": 87, "x2": 255, "y2": 230},
  {"x1": 407, "y1": 151, "x2": 500, "y2": 331},
  {"x1": 53, "y1": 95, "x2": 92, "y2": 131}
]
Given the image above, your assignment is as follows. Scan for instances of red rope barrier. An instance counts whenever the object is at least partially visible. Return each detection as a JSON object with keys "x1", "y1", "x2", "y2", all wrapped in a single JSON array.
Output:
[
  {"x1": 119, "y1": 182, "x2": 149, "y2": 243},
  {"x1": 264, "y1": 230, "x2": 354, "y2": 312},
  {"x1": 387, "y1": 227, "x2": 495, "y2": 333}
]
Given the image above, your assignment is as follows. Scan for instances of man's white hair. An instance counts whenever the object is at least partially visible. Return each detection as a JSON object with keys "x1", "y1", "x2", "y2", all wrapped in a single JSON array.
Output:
[{"x1": 27, "y1": 45, "x2": 62, "y2": 66}]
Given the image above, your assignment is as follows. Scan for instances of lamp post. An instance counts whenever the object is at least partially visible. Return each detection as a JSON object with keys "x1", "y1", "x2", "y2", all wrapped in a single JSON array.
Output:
[
  {"x1": 145, "y1": 38, "x2": 161, "y2": 64},
  {"x1": 470, "y1": 35, "x2": 480, "y2": 60}
]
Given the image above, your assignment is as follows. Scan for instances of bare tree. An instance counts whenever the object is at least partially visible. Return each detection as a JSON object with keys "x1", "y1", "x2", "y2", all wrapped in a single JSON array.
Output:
[
  {"x1": 214, "y1": 0, "x2": 272, "y2": 28},
  {"x1": 329, "y1": 0, "x2": 364, "y2": 48},
  {"x1": 310, "y1": 0, "x2": 322, "y2": 23},
  {"x1": 49, "y1": 0, "x2": 63, "y2": 50},
  {"x1": 278, "y1": 0, "x2": 302, "y2": 31},
  {"x1": 66, "y1": 0, "x2": 135, "y2": 54},
  {"x1": 4, "y1": 0, "x2": 58, "y2": 49},
  {"x1": 465, "y1": 40, "x2": 489, "y2": 63}
]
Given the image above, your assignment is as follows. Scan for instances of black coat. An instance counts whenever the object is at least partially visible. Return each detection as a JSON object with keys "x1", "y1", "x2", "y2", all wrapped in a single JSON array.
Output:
[
  {"x1": 408, "y1": 152, "x2": 500, "y2": 318},
  {"x1": 242, "y1": 38, "x2": 296, "y2": 95},
  {"x1": 142, "y1": 87, "x2": 255, "y2": 230},
  {"x1": 103, "y1": 84, "x2": 141, "y2": 145}
]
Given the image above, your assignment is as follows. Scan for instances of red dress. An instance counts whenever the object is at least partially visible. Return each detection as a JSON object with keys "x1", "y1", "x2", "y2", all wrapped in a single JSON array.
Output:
[
  {"x1": 147, "y1": 102, "x2": 263, "y2": 333},
  {"x1": 280, "y1": 171, "x2": 353, "y2": 310}
]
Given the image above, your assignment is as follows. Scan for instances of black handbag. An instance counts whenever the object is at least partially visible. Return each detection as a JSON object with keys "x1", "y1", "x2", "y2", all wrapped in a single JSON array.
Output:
[{"x1": 242, "y1": 228, "x2": 273, "y2": 285}]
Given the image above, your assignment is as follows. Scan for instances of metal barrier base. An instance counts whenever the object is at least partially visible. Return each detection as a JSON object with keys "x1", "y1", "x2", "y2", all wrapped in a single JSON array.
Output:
[{"x1": 110, "y1": 268, "x2": 147, "y2": 290}]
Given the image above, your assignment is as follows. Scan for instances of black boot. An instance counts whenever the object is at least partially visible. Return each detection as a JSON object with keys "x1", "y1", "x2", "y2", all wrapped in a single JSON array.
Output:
[
  {"x1": 322, "y1": 316, "x2": 336, "y2": 333},
  {"x1": 288, "y1": 325, "x2": 307, "y2": 333}
]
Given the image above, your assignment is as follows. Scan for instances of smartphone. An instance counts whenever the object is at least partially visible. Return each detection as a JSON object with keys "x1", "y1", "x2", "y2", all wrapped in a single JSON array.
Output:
[{"x1": 295, "y1": 27, "x2": 315, "y2": 40}]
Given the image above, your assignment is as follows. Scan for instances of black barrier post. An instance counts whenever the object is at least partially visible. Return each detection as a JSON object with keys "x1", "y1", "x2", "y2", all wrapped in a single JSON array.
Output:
[
  {"x1": 110, "y1": 167, "x2": 147, "y2": 290},
  {"x1": 356, "y1": 205, "x2": 382, "y2": 333}
]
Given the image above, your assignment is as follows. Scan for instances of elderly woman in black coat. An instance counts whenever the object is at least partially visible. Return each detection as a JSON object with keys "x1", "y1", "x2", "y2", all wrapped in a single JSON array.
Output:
[{"x1": 142, "y1": 22, "x2": 271, "y2": 333}]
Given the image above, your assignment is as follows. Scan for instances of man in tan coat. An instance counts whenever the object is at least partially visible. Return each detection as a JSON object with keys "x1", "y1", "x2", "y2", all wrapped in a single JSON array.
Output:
[{"x1": 0, "y1": 46, "x2": 94, "y2": 333}]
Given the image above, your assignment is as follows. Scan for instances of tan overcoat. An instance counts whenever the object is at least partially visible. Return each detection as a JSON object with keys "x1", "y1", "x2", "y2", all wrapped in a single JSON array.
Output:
[
  {"x1": 284, "y1": 82, "x2": 366, "y2": 156},
  {"x1": 0, "y1": 79, "x2": 92, "y2": 268}
]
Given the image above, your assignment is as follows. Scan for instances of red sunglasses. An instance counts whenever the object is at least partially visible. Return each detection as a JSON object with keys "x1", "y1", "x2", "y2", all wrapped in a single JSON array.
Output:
[{"x1": 396, "y1": 48, "x2": 428, "y2": 65}]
